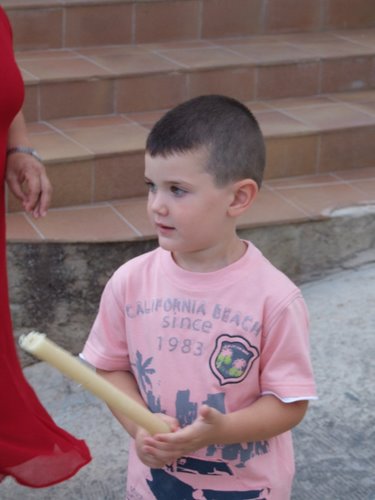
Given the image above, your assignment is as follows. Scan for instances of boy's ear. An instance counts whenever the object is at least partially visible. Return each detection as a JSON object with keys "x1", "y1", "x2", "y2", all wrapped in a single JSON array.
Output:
[{"x1": 227, "y1": 179, "x2": 258, "y2": 217}]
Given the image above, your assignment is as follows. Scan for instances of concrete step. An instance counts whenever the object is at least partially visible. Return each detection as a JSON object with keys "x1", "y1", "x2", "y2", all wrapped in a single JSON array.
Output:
[
  {"x1": 6, "y1": 89, "x2": 375, "y2": 213},
  {"x1": 19, "y1": 29, "x2": 375, "y2": 122},
  {"x1": 3, "y1": 0, "x2": 375, "y2": 51}
]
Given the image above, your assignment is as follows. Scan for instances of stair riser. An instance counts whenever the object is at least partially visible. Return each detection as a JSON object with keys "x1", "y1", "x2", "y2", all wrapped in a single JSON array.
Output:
[
  {"x1": 5, "y1": 0, "x2": 375, "y2": 51},
  {"x1": 7, "y1": 153, "x2": 146, "y2": 213},
  {"x1": 23, "y1": 55, "x2": 375, "y2": 122},
  {"x1": 6, "y1": 125, "x2": 375, "y2": 212}
]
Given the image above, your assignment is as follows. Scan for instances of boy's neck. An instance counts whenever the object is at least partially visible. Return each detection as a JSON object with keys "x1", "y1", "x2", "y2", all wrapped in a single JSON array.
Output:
[{"x1": 171, "y1": 237, "x2": 247, "y2": 273}]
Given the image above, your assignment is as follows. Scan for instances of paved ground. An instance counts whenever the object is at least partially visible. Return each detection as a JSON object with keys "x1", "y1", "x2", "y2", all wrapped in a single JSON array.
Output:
[{"x1": 2, "y1": 263, "x2": 375, "y2": 499}]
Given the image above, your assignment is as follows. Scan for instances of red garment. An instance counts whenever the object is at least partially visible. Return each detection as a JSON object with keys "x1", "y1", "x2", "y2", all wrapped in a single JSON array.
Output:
[{"x1": 0, "y1": 8, "x2": 91, "y2": 487}]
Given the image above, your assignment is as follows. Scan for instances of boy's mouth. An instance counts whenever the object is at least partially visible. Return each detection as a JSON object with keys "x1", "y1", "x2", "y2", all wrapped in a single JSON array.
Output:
[{"x1": 155, "y1": 222, "x2": 175, "y2": 231}]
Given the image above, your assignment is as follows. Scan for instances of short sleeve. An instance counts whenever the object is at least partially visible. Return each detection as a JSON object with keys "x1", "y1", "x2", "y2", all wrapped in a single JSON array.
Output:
[
  {"x1": 82, "y1": 274, "x2": 131, "y2": 371},
  {"x1": 260, "y1": 295, "x2": 317, "y2": 401}
]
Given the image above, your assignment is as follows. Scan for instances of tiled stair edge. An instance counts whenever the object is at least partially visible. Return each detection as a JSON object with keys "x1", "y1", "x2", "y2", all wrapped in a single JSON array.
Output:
[
  {"x1": 9, "y1": 203, "x2": 375, "y2": 365},
  {"x1": 6, "y1": 165, "x2": 375, "y2": 242}
]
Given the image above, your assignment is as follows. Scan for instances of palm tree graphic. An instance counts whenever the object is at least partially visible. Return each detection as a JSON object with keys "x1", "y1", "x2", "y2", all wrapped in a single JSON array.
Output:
[{"x1": 131, "y1": 350, "x2": 155, "y2": 393}]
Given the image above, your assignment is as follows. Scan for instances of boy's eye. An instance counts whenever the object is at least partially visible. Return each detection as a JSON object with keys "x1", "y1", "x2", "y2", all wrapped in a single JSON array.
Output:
[
  {"x1": 170, "y1": 185, "x2": 186, "y2": 197},
  {"x1": 145, "y1": 181, "x2": 156, "y2": 193}
]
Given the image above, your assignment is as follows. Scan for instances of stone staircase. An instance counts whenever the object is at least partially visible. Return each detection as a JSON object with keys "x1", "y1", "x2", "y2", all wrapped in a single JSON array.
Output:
[{"x1": 3, "y1": 0, "x2": 375, "y2": 361}]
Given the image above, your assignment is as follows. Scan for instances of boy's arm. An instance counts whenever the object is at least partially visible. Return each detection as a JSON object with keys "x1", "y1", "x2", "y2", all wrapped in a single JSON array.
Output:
[
  {"x1": 97, "y1": 368, "x2": 179, "y2": 468},
  {"x1": 214, "y1": 394, "x2": 308, "y2": 443},
  {"x1": 96, "y1": 368, "x2": 146, "y2": 439},
  {"x1": 142, "y1": 395, "x2": 308, "y2": 463}
]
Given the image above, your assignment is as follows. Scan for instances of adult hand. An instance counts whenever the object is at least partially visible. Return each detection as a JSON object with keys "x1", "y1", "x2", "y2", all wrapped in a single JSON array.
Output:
[{"x1": 6, "y1": 152, "x2": 52, "y2": 218}]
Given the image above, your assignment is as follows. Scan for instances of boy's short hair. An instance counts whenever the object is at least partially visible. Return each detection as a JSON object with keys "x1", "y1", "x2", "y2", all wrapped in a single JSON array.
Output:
[{"x1": 146, "y1": 95, "x2": 266, "y2": 188}]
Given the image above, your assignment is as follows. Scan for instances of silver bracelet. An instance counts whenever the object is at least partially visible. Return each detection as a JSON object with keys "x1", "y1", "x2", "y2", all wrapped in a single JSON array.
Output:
[{"x1": 7, "y1": 146, "x2": 43, "y2": 163}]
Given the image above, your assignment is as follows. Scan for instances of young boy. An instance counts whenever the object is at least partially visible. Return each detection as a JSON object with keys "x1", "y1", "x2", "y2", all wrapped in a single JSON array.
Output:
[{"x1": 82, "y1": 95, "x2": 317, "y2": 499}]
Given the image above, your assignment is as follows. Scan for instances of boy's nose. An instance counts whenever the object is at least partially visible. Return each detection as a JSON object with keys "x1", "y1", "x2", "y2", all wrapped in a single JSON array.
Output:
[{"x1": 149, "y1": 193, "x2": 168, "y2": 215}]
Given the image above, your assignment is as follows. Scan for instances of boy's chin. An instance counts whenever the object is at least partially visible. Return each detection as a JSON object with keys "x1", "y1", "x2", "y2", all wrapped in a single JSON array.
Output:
[
  {"x1": 158, "y1": 238, "x2": 188, "y2": 256},
  {"x1": 158, "y1": 238, "x2": 176, "y2": 252}
]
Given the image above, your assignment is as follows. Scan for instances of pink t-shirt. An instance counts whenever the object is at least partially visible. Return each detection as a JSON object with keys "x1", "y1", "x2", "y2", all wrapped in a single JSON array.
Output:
[{"x1": 83, "y1": 242, "x2": 317, "y2": 500}]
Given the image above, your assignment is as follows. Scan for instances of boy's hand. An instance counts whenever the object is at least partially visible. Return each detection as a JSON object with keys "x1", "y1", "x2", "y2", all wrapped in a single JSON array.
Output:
[
  {"x1": 141, "y1": 405, "x2": 224, "y2": 465},
  {"x1": 135, "y1": 413, "x2": 180, "y2": 468}
]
